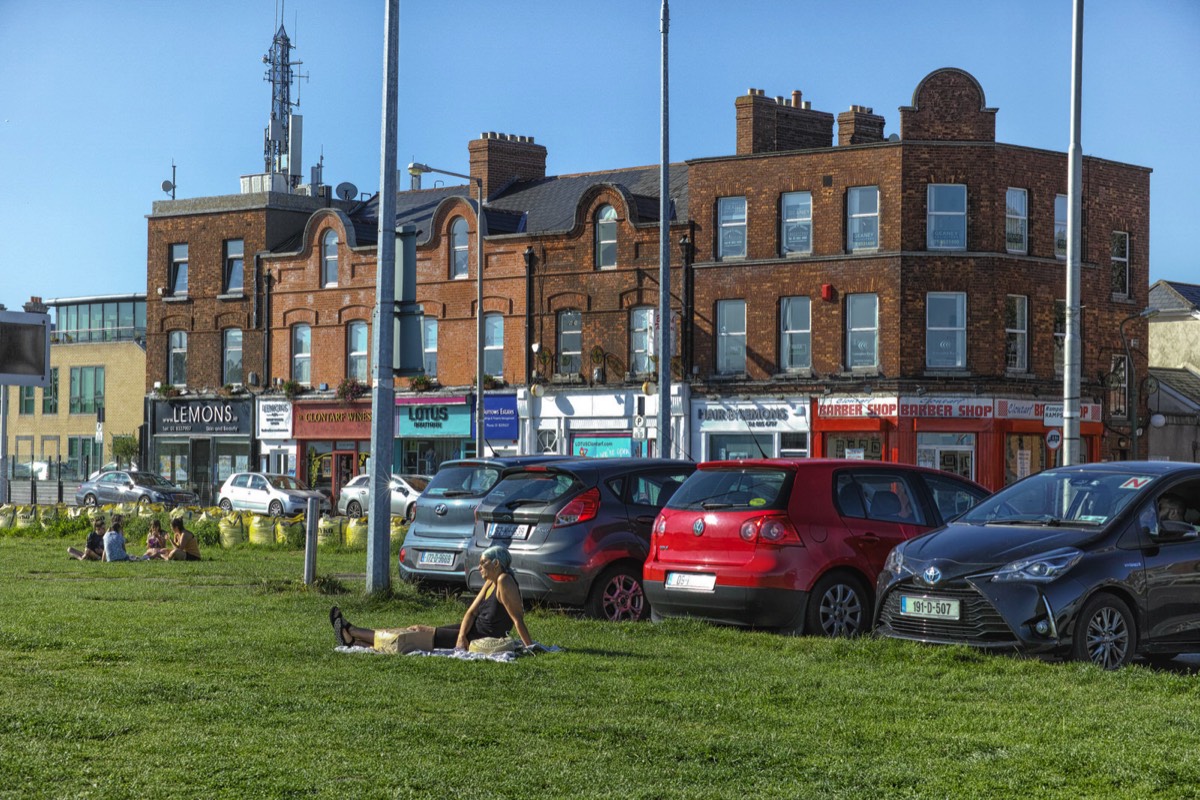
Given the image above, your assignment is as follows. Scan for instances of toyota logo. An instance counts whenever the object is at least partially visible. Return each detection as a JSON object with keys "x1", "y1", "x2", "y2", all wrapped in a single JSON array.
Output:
[
  {"x1": 693, "y1": 519, "x2": 705, "y2": 536},
  {"x1": 922, "y1": 565, "x2": 942, "y2": 585},
  {"x1": 434, "y1": 503, "x2": 448, "y2": 516}
]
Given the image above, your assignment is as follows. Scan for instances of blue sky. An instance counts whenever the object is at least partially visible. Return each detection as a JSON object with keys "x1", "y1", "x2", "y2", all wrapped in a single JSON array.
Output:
[{"x1": 1, "y1": 0, "x2": 1197, "y2": 309}]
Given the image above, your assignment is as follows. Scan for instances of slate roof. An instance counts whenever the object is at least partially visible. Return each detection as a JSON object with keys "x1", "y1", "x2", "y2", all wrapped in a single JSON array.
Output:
[
  {"x1": 1150, "y1": 367, "x2": 1200, "y2": 407},
  {"x1": 1150, "y1": 280, "x2": 1200, "y2": 313}
]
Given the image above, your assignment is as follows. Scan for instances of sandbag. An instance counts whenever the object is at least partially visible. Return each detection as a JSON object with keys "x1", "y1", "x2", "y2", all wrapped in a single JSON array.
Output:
[
  {"x1": 344, "y1": 516, "x2": 368, "y2": 549},
  {"x1": 170, "y1": 506, "x2": 199, "y2": 523},
  {"x1": 0, "y1": 505, "x2": 15, "y2": 530},
  {"x1": 390, "y1": 514, "x2": 407, "y2": 546},
  {"x1": 218, "y1": 512, "x2": 247, "y2": 548},
  {"x1": 138, "y1": 502, "x2": 164, "y2": 518},
  {"x1": 38, "y1": 504, "x2": 64, "y2": 523},
  {"x1": 317, "y1": 515, "x2": 345, "y2": 548},
  {"x1": 275, "y1": 515, "x2": 305, "y2": 548},
  {"x1": 13, "y1": 507, "x2": 38, "y2": 530},
  {"x1": 248, "y1": 514, "x2": 275, "y2": 546}
]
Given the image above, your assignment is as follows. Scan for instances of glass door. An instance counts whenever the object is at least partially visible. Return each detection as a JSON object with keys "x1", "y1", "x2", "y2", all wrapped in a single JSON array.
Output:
[
  {"x1": 332, "y1": 451, "x2": 357, "y2": 507},
  {"x1": 916, "y1": 433, "x2": 975, "y2": 481},
  {"x1": 190, "y1": 439, "x2": 212, "y2": 505}
]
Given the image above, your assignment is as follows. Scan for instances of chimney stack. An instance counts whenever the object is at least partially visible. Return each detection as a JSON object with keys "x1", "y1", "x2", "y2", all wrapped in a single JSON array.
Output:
[
  {"x1": 735, "y1": 88, "x2": 833, "y2": 155},
  {"x1": 468, "y1": 132, "x2": 548, "y2": 200},
  {"x1": 837, "y1": 105, "x2": 887, "y2": 146}
]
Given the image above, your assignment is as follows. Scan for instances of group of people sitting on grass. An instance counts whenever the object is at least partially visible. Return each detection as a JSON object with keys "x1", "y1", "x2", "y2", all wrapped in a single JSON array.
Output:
[{"x1": 68, "y1": 516, "x2": 201, "y2": 562}]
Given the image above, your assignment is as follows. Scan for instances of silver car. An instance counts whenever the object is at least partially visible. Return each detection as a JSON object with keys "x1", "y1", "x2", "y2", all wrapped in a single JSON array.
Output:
[
  {"x1": 217, "y1": 472, "x2": 330, "y2": 516},
  {"x1": 337, "y1": 473, "x2": 430, "y2": 520}
]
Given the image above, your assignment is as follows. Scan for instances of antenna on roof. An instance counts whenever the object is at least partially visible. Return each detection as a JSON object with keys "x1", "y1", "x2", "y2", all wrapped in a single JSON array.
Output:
[{"x1": 161, "y1": 160, "x2": 176, "y2": 200}]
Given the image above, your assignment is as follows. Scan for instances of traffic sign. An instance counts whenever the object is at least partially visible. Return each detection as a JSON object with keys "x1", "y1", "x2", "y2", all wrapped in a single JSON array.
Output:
[{"x1": 1046, "y1": 429, "x2": 1062, "y2": 450}]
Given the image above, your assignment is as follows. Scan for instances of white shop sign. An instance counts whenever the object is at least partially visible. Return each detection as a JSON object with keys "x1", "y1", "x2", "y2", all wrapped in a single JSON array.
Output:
[
  {"x1": 256, "y1": 399, "x2": 293, "y2": 438},
  {"x1": 696, "y1": 400, "x2": 808, "y2": 432}
]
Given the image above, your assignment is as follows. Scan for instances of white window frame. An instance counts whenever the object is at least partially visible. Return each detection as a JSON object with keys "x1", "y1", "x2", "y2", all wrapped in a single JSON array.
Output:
[
  {"x1": 780, "y1": 296, "x2": 811, "y2": 371},
  {"x1": 222, "y1": 328, "x2": 243, "y2": 386},
  {"x1": 1005, "y1": 188, "x2": 1027, "y2": 254},
  {"x1": 292, "y1": 324, "x2": 311, "y2": 385},
  {"x1": 1005, "y1": 295, "x2": 1028, "y2": 372},
  {"x1": 321, "y1": 231, "x2": 339, "y2": 287},
  {"x1": 927, "y1": 184, "x2": 967, "y2": 251},
  {"x1": 716, "y1": 299, "x2": 747, "y2": 375},
  {"x1": 451, "y1": 217, "x2": 469, "y2": 279},
  {"x1": 347, "y1": 321, "x2": 368, "y2": 382},
  {"x1": 557, "y1": 310, "x2": 582, "y2": 374},
  {"x1": 169, "y1": 243, "x2": 188, "y2": 296},
  {"x1": 422, "y1": 316, "x2": 438, "y2": 377},
  {"x1": 483, "y1": 313, "x2": 504, "y2": 378},
  {"x1": 1054, "y1": 194, "x2": 1067, "y2": 260},
  {"x1": 224, "y1": 239, "x2": 244, "y2": 294},
  {"x1": 629, "y1": 307, "x2": 654, "y2": 375},
  {"x1": 926, "y1": 292, "x2": 967, "y2": 370},
  {"x1": 717, "y1": 196, "x2": 747, "y2": 260},
  {"x1": 846, "y1": 186, "x2": 879, "y2": 252},
  {"x1": 846, "y1": 293, "x2": 878, "y2": 369},
  {"x1": 168, "y1": 331, "x2": 187, "y2": 386},
  {"x1": 780, "y1": 191, "x2": 812, "y2": 256},
  {"x1": 1111, "y1": 231, "x2": 1130, "y2": 297},
  {"x1": 595, "y1": 205, "x2": 617, "y2": 269}
]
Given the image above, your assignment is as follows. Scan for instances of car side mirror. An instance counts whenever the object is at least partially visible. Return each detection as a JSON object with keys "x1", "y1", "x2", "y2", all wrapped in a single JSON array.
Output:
[{"x1": 1152, "y1": 520, "x2": 1195, "y2": 542}]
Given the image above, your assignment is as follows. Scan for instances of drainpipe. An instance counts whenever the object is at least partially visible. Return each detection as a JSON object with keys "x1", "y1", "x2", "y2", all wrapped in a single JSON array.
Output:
[
  {"x1": 524, "y1": 246, "x2": 535, "y2": 386},
  {"x1": 262, "y1": 261, "x2": 272, "y2": 388}
]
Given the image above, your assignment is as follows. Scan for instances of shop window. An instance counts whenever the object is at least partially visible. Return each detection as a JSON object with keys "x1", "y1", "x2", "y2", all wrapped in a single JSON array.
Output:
[
  {"x1": 557, "y1": 310, "x2": 582, "y2": 374},
  {"x1": 451, "y1": 217, "x2": 469, "y2": 279},
  {"x1": 846, "y1": 293, "x2": 878, "y2": 369},
  {"x1": 926, "y1": 292, "x2": 966, "y2": 369},
  {"x1": 629, "y1": 307, "x2": 654, "y2": 375},
  {"x1": 1005, "y1": 295, "x2": 1028, "y2": 372},
  {"x1": 223, "y1": 329, "x2": 243, "y2": 386},
  {"x1": 916, "y1": 432, "x2": 976, "y2": 481},
  {"x1": 1054, "y1": 194, "x2": 1067, "y2": 259},
  {"x1": 826, "y1": 434, "x2": 883, "y2": 461},
  {"x1": 347, "y1": 321, "x2": 368, "y2": 382},
  {"x1": 483, "y1": 314, "x2": 504, "y2": 377},
  {"x1": 422, "y1": 316, "x2": 438, "y2": 377},
  {"x1": 717, "y1": 197, "x2": 747, "y2": 259},
  {"x1": 710, "y1": 433, "x2": 773, "y2": 460},
  {"x1": 1005, "y1": 188, "x2": 1028, "y2": 254},
  {"x1": 780, "y1": 296, "x2": 811, "y2": 371},
  {"x1": 168, "y1": 331, "x2": 187, "y2": 386},
  {"x1": 927, "y1": 184, "x2": 966, "y2": 250},
  {"x1": 292, "y1": 324, "x2": 311, "y2": 385},
  {"x1": 846, "y1": 186, "x2": 879, "y2": 251},
  {"x1": 321, "y1": 230, "x2": 339, "y2": 287},
  {"x1": 595, "y1": 205, "x2": 617, "y2": 268},
  {"x1": 780, "y1": 191, "x2": 812, "y2": 256},
  {"x1": 1108, "y1": 354, "x2": 1129, "y2": 420},
  {"x1": 1005, "y1": 433, "x2": 1048, "y2": 485},
  {"x1": 169, "y1": 243, "x2": 188, "y2": 296},
  {"x1": 1111, "y1": 231, "x2": 1130, "y2": 297},
  {"x1": 224, "y1": 239, "x2": 244, "y2": 293},
  {"x1": 716, "y1": 299, "x2": 746, "y2": 375},
  {"x1": 779, "y1": 432, "x2": 808, "y2": 458}
]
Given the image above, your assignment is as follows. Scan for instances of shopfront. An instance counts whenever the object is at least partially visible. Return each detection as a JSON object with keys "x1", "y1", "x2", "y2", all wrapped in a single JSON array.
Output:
[
  {"x1": 256, "y1": 397, "x2": 294, "y2": 477},
  {"x1": 292, "y1": 400, "x2": 372, "y2": 501},
  {"x1": 690, "y1": 397, "x2": 810, "y2": 461},
  {"x1": 395, "y1": 395, "x2": 473, "y2": 474},
  {"x1": 149, "y1": 397, "x2": 253, "y2": 505}
]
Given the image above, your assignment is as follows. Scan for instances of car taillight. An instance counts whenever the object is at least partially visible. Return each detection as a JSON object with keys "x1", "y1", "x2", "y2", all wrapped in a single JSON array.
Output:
[
  {"x1": 554, "y1": 487, "x2": 601, "y2": 527},
  {"x1": 739, "y1": 516, "x2": 801, "y2": 544},
  {"x1": 739, "y1": 520, "x2": 757, "y2": 542},
  {"x1": 655, "y1": 515, "x2": 667, "y2": 534},
  {"x1": 399, "y1": 547, "x2": 406, "y2": 562}
]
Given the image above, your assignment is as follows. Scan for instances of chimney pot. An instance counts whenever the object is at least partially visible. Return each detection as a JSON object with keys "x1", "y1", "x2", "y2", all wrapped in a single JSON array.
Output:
[
  {"x1": 792, "y1": 90, "x2": 802, "y2": 106},
  {"x1": 803, "y1": 101, "x2": 811, "y2": 110},
  {"x1": 748, "y1": 87, "x2": 756, "y2": 95}
]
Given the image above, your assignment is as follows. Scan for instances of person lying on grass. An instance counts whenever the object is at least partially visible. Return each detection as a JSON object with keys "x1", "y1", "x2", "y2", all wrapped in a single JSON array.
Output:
[
  {"x1": 67, "y1": 518, "x2": 106, "y2": 561},
  {"x1": 162, "y1": 517, "x2": 202, "y2": 561},
  {"x1": 330, "y1": 545, "x2": 533, "y2": 652}
]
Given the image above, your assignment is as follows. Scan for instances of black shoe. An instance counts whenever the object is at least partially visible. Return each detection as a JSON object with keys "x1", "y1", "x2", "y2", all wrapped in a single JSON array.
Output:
[{"x1": 333, "y1": 615, "x2": 353, "y2": 647}]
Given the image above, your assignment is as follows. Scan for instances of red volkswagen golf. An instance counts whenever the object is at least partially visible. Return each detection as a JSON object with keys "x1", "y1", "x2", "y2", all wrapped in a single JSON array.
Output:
[{"x1": 643, "y1": 459, "x2": 988, "y2": 636}]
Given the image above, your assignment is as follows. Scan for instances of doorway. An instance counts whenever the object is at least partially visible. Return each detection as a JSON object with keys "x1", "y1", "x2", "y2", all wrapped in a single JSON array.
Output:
[
  {"x1": 333, "y1": 451, "x2": 357, "y2": 506},
  {"x1": 190, "y1": 439, "x2": 212, "y2": 505},
  {"x1": 916, "y1": 432, "x2": 975, "y2": 481}
]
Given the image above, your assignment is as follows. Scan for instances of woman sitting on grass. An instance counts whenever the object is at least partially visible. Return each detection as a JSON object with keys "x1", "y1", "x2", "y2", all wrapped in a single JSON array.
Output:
[
  {"x1": 330, "y1": 546, "x2": 533, "y2": 652},
  {"x1": 162, "y1": 517, "x2": 202, "y2": 561},
  {"x1": 143, "y1": 519, "x2": 170, "y2": 560},
  {"x1": 68, "y1": 518, "x2": 106, "y2": 561}
]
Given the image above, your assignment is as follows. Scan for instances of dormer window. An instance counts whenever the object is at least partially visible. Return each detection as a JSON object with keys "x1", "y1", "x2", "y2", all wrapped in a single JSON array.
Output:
[
  {"x1": 321, "y1": 231, "x2": 338, "y2": 287},
  {"x1": 451, "y1": 217, "x2": 469, "y2": 279},
  {"x1": 595, "y1": 205, "x2": 617, "y2": 268}
]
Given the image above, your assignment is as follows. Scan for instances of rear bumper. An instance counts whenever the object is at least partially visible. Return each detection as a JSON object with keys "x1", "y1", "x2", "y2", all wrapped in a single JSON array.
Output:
[
  {"x1": 398, "y1": 537, "x2": 470, "y2": 586},
  {"x1": 645, "y1": 580, "x2": 808, "y2": 629}
]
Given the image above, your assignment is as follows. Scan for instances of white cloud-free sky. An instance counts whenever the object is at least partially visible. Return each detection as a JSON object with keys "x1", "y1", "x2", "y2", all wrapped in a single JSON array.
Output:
[{"x1": 1, "y1": 0, "x2": 1196, "y2": 308}]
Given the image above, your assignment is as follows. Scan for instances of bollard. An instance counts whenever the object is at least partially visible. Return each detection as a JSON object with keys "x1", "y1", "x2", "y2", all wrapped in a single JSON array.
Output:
[
  {"x1": 30, "y1": 470, "x2": 37, "y2": 507},
  {"x1": 303, "y1": 496, "x2": 318, "y2": 585},
  {"x1": 56, "y1": 456, "x2": 63, "y2": 504}
]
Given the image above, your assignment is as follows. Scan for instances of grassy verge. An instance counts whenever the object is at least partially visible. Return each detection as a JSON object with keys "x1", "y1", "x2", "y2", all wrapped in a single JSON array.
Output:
[{"x1": 2, "y1": 538, "x2": 1199, "y2": 799}]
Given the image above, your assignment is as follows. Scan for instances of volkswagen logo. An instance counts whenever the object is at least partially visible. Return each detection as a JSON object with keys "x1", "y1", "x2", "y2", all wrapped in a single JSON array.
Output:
[
  {"x1": 922, "y1": 565, "x2": 943, "y2": 585},
  {"x1": 434, "y1": 503, "x2": 448, "y2": 516},
  {"x1": 693, "y1": 518, "x2": 705, "y2": 536}
]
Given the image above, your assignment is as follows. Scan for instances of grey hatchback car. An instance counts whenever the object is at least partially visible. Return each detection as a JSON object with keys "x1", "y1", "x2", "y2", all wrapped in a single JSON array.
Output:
[
  {"x1": 464, "y1": 458, "x2": 695, "y2": 621},
  {"x1": 398, "y1": 455, "x2": 574, "y2": 589}
]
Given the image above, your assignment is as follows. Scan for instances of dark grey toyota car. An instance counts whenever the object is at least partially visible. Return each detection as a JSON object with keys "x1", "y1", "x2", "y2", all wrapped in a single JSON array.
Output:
[
  {"x1": 464, "y1": 458, "x2": 695, "y2": 621},
  {"x1": 875, "y1": 461, "x2": 1200, "y2": 669}
]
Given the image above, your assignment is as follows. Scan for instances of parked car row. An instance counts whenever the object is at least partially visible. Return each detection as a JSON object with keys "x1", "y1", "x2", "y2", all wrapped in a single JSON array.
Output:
[{"x1": 75, "y1": 470, "x2": 198, "y2": 509}]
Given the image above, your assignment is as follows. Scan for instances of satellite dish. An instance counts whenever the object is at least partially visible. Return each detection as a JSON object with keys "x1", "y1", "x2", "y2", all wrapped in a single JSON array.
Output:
[
  {"x1": 335, "y1": 182, "x2": 358, "y2": 202},
  {"x1": 887, "y1": 133, "x2": 900, "y2": 142},
  {"x1": 161, "y1": 180, "x2": 175, "y2": 193}
]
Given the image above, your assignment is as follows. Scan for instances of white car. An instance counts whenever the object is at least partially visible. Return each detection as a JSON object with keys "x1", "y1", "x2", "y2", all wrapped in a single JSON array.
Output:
[
  {"x1": 336, "y1": 473, "x2": 430, "y2": 520},
  {"x1": 217, "y1": 472, "x2": 330, "y2": 516}
]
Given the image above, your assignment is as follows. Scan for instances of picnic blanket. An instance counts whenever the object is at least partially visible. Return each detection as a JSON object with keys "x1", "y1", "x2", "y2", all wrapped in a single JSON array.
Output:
[{"x1": 335, "y1": 642, "x2": 561, "y2": 663}]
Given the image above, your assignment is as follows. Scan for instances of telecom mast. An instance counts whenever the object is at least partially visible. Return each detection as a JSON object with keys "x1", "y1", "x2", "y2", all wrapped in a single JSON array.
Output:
[{"x1": 262, "y1": 22, "x2": 305, "y2": 187}]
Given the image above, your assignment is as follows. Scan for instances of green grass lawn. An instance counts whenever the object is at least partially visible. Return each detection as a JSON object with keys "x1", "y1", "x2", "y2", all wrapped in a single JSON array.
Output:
[{"x1": 3, "y1": 536, "x2": 1200, "y2": 799}]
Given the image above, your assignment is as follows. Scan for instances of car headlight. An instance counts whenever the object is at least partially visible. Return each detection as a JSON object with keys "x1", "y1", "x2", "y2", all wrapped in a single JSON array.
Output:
[
  {"x1": 991, "y1": 547, "x2": 1082, "y2": 583},
  {"x1": 883, "y1": 547, "x2": 911, "y2": 577}
]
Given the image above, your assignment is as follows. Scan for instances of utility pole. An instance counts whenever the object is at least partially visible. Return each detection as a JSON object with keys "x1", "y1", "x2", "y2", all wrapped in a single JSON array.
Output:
[
  {"x1": 656, "y1": 0, "x2": 672, "y2": 458},
  {"x1": 1062, "y1": 0, "x2": 1084, "y2": 466}
]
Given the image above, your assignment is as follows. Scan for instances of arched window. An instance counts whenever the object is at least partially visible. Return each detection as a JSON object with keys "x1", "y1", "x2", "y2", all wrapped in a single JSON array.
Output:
[
  {"x1": 450, "y1": 217, "x2": 469, "y2": 279},
  {"x1": 292, "y1": 324, "x2": 312, "y2": 384},
  {"x1": 168, "y1": 331, "x2": 187, "y2": 386},
  {"x1": 347, "y1": 321, "x2": 368, "y2": 381},
  {"x1": 557, "y1": 310, "x2": 582, "y2": 374},
  {"x1": 321, "y1": 231, "x2": 339, "y2": 287},
  {"x1": 595, "y1": 205, "x2": 617, "y2": 268},
  {"x1": 223, "y1": 329, "x2": 243, "y2": 386}
]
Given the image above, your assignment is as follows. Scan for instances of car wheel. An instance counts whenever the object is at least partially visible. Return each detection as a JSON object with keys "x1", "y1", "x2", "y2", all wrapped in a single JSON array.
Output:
[
  {"x1": 804, "y1": 573, "x2": 870, "y2": 637},
  {"x1": 268, "y1": 500, "x2": 284, "y2": 517},
  {"x1": 585, "y1": 565, "x2": 648, "y2": 622},
  {"x1": 83, "y1": 493, "x2": 98, "y2": 508},
  {"x1": 347, "y1": 500, "x2": 362, "y2": 518},
  {"x1": 405, "y1": 503, "x2": 416, "y2": 523},
  {"x1": 219, "y1": 499, "x2": 232, "y2": 512},
  {"x1": 1072, "y1": 593, "x2": 1135, "y2": 670}
]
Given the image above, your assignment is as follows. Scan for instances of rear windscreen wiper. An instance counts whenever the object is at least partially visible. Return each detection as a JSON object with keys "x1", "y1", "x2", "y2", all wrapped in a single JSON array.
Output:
[
  {"x1": 506, "y1": 498, "x2": 550, "y2": 508},
  {"x1": 440, "y1": 490, "x2": 477, "y2": 498},
  {"x1": 701, "y1": 502, "x2": 734, "y2": 510}
]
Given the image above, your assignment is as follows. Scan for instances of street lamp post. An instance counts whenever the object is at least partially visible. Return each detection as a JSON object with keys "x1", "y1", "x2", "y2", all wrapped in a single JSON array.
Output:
[
  {"x1": 407, "y1": 163, "x2": 486, "y2": 457},
  {"x1": 1119, "y1": 307, "x2": 1159, "y2": 460}
]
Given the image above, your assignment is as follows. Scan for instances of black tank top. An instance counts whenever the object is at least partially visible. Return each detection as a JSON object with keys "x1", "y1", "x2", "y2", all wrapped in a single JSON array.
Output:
[{"x1": 473, "y1": 577, "x2": 516, "y2": 638}]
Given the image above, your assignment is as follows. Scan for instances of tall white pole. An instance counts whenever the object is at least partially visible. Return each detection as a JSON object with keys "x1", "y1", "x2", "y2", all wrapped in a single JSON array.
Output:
[
  {"x1": 367, "y1": 0, "x2": 399, "y2": 594},
  {"x1": 1062, "y1": 0, "x2": 1084, "y2": 466},
  {"x1": 476, "y1": 185, "x2": 486, "y2": 458},
  {"x1": 656, "y1": 0, "x2": 672, "y2": 458}
]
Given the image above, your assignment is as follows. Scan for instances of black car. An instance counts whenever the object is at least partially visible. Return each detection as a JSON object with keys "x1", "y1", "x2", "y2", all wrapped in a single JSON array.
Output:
[
  {"x1": 465, "y1": 458, "x2": 695, "y2": 621},
  {"x1": 75, "y1": 470, "x2": 198, "y2": 509},
  {"x1": 875, "y1": 461, "x2": 1200, "y2": 669}
]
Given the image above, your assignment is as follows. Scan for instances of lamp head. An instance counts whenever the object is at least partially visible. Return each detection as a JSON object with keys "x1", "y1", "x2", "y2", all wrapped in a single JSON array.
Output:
[{"x1": 407, "y1": 162, "x2": 431, "y2": 176}]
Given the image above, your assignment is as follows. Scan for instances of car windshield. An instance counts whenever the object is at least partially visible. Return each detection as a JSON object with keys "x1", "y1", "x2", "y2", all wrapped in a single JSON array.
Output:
[
  {"x1": 666, "y1": 468, "x2": 792, "y2": 511},
  {"x1": 423, "y1": 465, "x2": 502, "y2": 498},
  {"x1": 483, "y1": 471, "x2": 579, "y2": 508},
  {"x1": 960, "y1": 469, "x2": 1156, "y2": 526},
  {"x1": 268, "y1": 475, "x2": 307, "y2": 491},
  {"x1": 133, "y1": 473, "x2": 174, "y2": 487}
]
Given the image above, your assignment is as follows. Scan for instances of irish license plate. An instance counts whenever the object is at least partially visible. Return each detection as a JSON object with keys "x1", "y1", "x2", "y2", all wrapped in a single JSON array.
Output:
[
  {"x1": 487, "y1": 523, "x2": 530, "y2": 540},
  {"x1": 665, "y1": 572, "x2": 717, "y2": 592},
  {"x1": 899, "y1": 595, "x2": 960, "y2": 620},
  {"x1": 417, "y1": 551, "x2": 455, "y2": 567}
]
